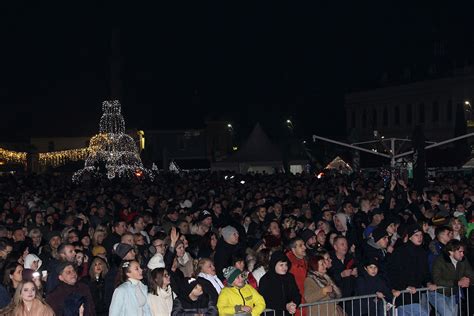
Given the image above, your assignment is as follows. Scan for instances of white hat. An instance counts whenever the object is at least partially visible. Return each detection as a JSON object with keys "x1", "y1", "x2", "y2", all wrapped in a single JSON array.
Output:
[
  {"x1": 147, "y1": 253, "x2": 165, "y2": 270},
  {"x1": 24, "y1": 254, "x2": 42, "y2": 271}
]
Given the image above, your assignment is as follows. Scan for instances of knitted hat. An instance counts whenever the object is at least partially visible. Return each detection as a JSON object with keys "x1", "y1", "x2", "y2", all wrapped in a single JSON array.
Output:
[
  {"x1": 406, "y1": 224, "x2": 421, "y2": 238},
  {"x1": 300, "y1": 229, "x2": 315, "y2": 243},
  {"x1": 222, "y1": 266, "x2": 242, "y2": 285},
  {"x1": 198, "y1": 210, "x2": 212, "y2": 222},
  {"x1": 47, "y1": 230, "x2": 61, "y2": 241},
  {"x1": 114, "y1": 243, "x2": 134, "y2": 259},
  {"x1": 221, "y1": 225, "x2": 238, "y2": 241},
  {"x1": 92, "y1": 246, "x2": 106, "y2": 257},
  {"x1": 363, "y1": 257, "x2": 379, "y2": 268},
  {"x1": 371, "y1": 227, "x2": 388, "y2": 243}
]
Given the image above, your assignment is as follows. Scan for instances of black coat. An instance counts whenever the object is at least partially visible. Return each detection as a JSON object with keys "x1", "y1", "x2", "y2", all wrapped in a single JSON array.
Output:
[
  {"x1": 171, "y1": 294, "x2": 217, "y2": 316},
  {"x1": 259, "y1": 251, "x2": 301, "y2": 315},
  {"x1": 328, "y1": 251, "x2": 357, "y2": 298},
  {"x1": 387, "y1": 241, "x2": 431, "y2": 305},
  {"x1": 214, "y1": 238, "x2": 244, "y2": 280},
  {"x1": 354, "y1": 271, "x2": 393, "y2": 316}
]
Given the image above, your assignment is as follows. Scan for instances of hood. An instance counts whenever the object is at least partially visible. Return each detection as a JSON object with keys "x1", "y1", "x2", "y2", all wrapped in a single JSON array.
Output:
[{"x1": 268, "y1": 250, "x2": 291, "y2": 273}]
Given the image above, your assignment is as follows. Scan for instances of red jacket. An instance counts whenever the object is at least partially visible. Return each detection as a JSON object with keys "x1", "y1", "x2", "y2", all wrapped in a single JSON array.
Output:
[{"x1": 286, "y1": 250, "x2": 308, "y2": 298}]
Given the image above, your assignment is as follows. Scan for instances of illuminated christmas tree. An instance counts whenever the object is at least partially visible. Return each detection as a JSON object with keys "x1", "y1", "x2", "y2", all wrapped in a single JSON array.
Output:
[{"x1": 73, "y1": 100, "x2": 152, "y2": 182}]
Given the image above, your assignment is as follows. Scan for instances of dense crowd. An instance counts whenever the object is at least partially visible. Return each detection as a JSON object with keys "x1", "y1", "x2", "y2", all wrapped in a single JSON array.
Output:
[{"x1": 0, "y1": 171, "x2": 473, "y2": 315}]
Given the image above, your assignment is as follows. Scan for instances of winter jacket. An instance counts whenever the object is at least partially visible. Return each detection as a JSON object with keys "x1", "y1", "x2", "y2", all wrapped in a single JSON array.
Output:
[
  {"x1": 81, "y1": 276, "x2": 108, "y2": 316},
  {"x1": 354, "y1": 271, "x2": 393, "y2": 315},
  {"x1": 432, "y1": 253, "x2": 474, "y2": 296},
  {"x1": 304, "y1": 272, "x2": 344, "y2": 316},
  {"x1": 217, "y1": 284, "x2": 266, "y2": 316},
  {"x1": 259, "y1": 252, "x2": 301, "y2": 315},
  {"x1": 45, "y1": 281, "x2": 96, "y2": 316},
  {"x1": 361, "y1": 238, "x2": 389, "y2": 277},
  {"x1": 387, "y1": 241, "x2": 431, "y2": 305},
  {"x1": 148, "y1": 286, "x2": 175, "y2": 316},
  {"x1": 109, "y1": 280, "x2": 152, "y2": 316},
  {"x1": 328, "y1": 251, "x2": 357, "y2": 298},
  {"x1": 214, "y1": 238, "x2": 244, "y2": 280},
  {"x1": 428, "y1": 239, "x2": 445, "y2": 272},
  {"x1": 286, "y1": 250, "x2": 308, "y2": 298},
  {"x1": 171, "y1": 294, "x2": 217, "y2": 316}
]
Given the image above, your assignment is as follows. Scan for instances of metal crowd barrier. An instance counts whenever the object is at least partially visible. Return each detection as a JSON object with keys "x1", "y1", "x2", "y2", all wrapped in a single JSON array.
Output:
[{"x1": 261, "y1": 286, "x2": 472, "y2": 316}]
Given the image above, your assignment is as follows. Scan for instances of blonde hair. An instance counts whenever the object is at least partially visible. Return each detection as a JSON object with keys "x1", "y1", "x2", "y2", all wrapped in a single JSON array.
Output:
[
  {"x1": 449, "y1": 217, "x2": 466, "y2": 238},
  {"x1": 0, "y1": 281, "x2": 46, "y2": 315}
]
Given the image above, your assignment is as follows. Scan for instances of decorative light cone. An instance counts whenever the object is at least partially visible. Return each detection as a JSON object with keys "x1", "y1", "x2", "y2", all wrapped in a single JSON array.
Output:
[{"x1": 73, "y1": 100, "x2": 152, "y2": 182}]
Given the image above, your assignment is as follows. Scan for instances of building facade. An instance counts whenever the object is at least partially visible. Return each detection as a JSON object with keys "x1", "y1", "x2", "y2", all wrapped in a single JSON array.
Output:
[{"x1": 345, "y1": 75, "x2": 474, "y2": 141}]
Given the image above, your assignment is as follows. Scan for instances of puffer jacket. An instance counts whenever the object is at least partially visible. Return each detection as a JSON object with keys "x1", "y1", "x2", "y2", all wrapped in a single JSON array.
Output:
[{"x1": 217, "y1": 284, "x2": 266, "y2": 316}]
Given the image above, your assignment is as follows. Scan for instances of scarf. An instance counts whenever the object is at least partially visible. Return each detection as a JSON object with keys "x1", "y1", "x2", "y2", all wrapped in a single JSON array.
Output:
[
  {"x1": 198, "y1": 272, "x2": 224, "y2": 293},
  {"x1": 308, "y1": 271, "x2": 342, "y2": 299}
]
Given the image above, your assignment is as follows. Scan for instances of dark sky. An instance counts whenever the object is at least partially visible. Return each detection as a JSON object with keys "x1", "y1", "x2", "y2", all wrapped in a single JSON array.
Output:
[{"x1": 1, "y1": 1, "x2": 473, "y2": 142}]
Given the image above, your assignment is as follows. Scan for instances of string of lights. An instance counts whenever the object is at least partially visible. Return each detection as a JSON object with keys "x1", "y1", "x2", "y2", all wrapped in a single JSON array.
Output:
[
  {"x1": 38, "y1": 148, "x2": 89, "y2": 168},
  {"x1": 0, "y1": 148, "x2": 27, "y2": 165}
]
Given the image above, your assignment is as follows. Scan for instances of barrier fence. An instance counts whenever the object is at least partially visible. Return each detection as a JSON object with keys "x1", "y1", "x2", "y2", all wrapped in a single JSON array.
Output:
[{"x1": 261, "y1": 286, "x2": 472, "y2": 316}]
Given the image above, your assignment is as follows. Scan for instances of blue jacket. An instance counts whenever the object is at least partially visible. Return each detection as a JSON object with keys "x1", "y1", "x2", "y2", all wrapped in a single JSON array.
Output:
[{"x1": 109, "y1": 281, "x2": 152, "y2": 316}]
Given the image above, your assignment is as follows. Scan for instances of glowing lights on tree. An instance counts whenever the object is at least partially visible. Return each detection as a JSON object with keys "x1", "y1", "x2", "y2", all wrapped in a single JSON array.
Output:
[
  {"x1": 73, "y1": 100, "x2": 152, "y2": 182},
  {"x1": 39, "y1": 148, "x2": 89, "y2": 168}
]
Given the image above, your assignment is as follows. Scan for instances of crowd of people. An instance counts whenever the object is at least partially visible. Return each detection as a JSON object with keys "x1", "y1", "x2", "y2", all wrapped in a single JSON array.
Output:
[{"x1": 0, "y1": 171, "x2": 472, "y2": 315}]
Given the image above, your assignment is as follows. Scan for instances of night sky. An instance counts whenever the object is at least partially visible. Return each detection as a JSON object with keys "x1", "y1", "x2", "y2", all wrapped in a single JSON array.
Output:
[{"x1": 1, "y1": 1, "x2": 473, "y2": 143}]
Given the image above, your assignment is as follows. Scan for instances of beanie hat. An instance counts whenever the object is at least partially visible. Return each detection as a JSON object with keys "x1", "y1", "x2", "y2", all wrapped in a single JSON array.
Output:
[
  {"x1": 363, "y1": 257, "x2": 379, "y2": 268},
  {"x1": 222, "y1": 266, "x2": 242, "y2": 285},
  {"x1": 92, "y1": 246, "x2": 106, "y2": 257},
  {"x1": 147, "y1": 253, "x2": 165, "y2": 270},
  {"x1": 198, "y1": 210, "x2": 212, "y2": 223},
  {"x1": 406, "y1": 224, "x2": 421, "y2": 238},
  {"x1": 181, "y1": 278, "x2": 202, "y2": 297},
  {"x1": 114, "y1": 243, "x2": 134, "y2": 259},
  {"x1": 221, "y1": 225, "x2": 238, "y2": 241},
  {"x1": 47, "y1": 231, "x2": 61, "y2": 241},
  {"x1": 371, "y1": 227, "x2": 388, "y2": 243},
  {"x1": 300, "y1": 229, "x2": 315, "y2": 243}
]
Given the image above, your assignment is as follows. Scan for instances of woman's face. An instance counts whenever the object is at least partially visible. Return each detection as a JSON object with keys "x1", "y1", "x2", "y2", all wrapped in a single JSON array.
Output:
[
  {"x1": 76, "y1": 253, "x2": 84, "y2": 265},
  {"x1": 161, "y1": 270, "x2": 171, "y2": 287},
  {"x1": 20, "y1": 282, "x2": 36, "y2": 302},
  {"x1": 96, "y1": 233, "x2": 105, "y2": 244},
  {"x1": 190, "y1": 284, "x2": 203, "y2": 297},
  {"x1": 201, "y1": 261, "x2": 216, "y2": 276},
  {"x1": 274, "y1": 261, "x2": 288, "y2": 275},
  {"x1": 210, "y1": 234, "x2": 218, "y2": 249},
  {"x1": 11, "y1": 265, "x2": 23, "y2": 284},
  {"x1": 179, "y1": 235, "x2": 189, "y2": 248},
  {"x1": 323, "y1": 254, "x2": 332, "y2": 269},
  {"x1": 126, "y1": 261, "x2": 143, "y2": 280},
  {"x1": 176, "y1": 244, "x2": 185, "y2": 257},
  {"x1": 452, "y1": 220, "x2": 462, "y2": 233},
  {"x1": 317, "y1": 260, "x2": 327, "y2": 273},
  {"x1": 81, "y1": 236, "x2": 91, "y2": 247},
  {"x1": 93, "y1": 260, "x2": 104, "y2": 275},
  {"x1": 317, "y1": 231, "x2": 326, "y2": 245}
]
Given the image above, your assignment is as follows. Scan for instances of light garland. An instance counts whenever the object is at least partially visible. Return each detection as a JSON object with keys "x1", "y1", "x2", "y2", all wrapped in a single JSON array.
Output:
[
  {"x1": 73, "y1": 100, "x2": 152, "y2": 182},
  {"x1": 38, "y1": 148, "x2": 89, "y2": 168},
  {"x1": 0, "y1": 148, "x2": 27, "y2": 165}
]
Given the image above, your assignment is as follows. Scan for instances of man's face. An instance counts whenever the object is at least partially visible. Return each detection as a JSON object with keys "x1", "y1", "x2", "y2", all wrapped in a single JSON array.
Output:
[
  {"x1": 376, "y1": 236, "x2": 389, "y2": 249},
  {"x1": 213, "y1": 204, "x2": 222, "y2": 215},
  {"x1": 450, "y1": 247, "x2": 465, "y2": 262},
  {"x1": 115, "y1": 222, "x2": 127, "y2": 235},
  {"x1": 153, "y1": 239, "x2": 165, "y2": 255},
  {"x1": 306, "y1": 235, "x2": 317, "y2": 248},
  {"x1": 410, "y1": 231, "x2": 424, "y2": 246},
  {"x1": 61, "y1": 246, "x2": 76, "y2": 263},
  {"x1": 59, "y1": 265, "x2": 77, "y2": 285},
  {"x1": 121, "y1": 234, "x2": 135, "y2": 246},
  {"x1": 0, "y1": 245, "x2": 12, "y2": 259},
  {"x1": 123, "y1": 249, "x2": 136, "y2": 261},
  {"x1": 257, "y1": 208, "x2": 267, "y2": 220},
  {"x1": 202, "y1": 217, "x2": 212, "y2": 228},
  {"x1": 344, "y1": 203, "x2": 354, "y2": 215},
  {"x1": 292, "y1": 240, "x2": 306, "y2": 259},
  {"x1": 438, "y1": 230, "x2": 453, "y2": 244},
  {"x1": 13, "y1": 230, "x2": 25, "y2": 242},
  {"x1": 50, "y1": 236, "x2": 61, "y2": 249},
  {"x1": 334, "y1": 238, "x2": 348, "y2": 255}
]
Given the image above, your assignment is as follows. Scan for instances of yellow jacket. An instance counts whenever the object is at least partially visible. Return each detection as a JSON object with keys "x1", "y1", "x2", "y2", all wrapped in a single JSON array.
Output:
[{"x1": 217, "y1": 284, "x2": 266, "y2": 316}]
